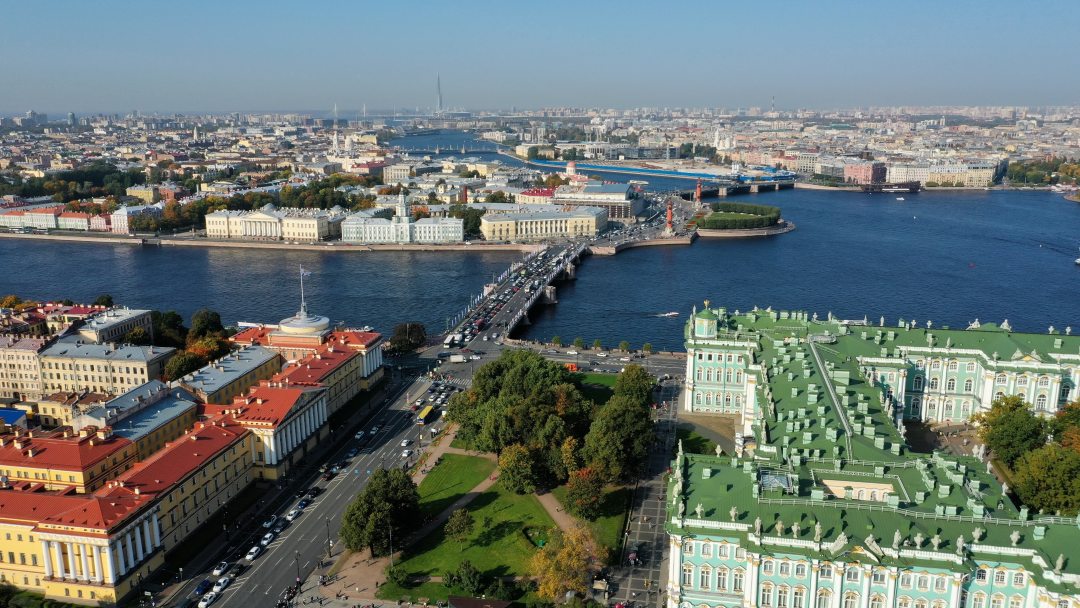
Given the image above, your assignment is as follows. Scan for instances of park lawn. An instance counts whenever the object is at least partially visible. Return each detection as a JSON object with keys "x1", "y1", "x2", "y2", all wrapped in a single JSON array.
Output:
[
  {"x1": 551, "y1": 485, "x2": 631, "y2": 562},
  {"x1": 417, "y1": 454, "x2": 497, "y2": 519},
  {"x1": 707, "y1": 212, "x2": 756, "y2": 220},
  {"x1": 390, "y1": 481, "x2": 557, "y2": 582},
  {"x1": 449, "y1": 435, "x2": 477, "y2": 451},
  {"x1": 676, "y1": 425, "x2": 718, "y2": 456},
  {"x1": 578, "y1": 372, "x2": 616, "y2": 406}
]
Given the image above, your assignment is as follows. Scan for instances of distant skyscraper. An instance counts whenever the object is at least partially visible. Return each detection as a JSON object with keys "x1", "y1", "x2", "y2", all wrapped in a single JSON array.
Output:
[
  {"x1": 436, "y1": 74, "x2": 443, "y2": 115},
  {"x1": 67, "y1": 112, "x2": 75, "y2": 127}
]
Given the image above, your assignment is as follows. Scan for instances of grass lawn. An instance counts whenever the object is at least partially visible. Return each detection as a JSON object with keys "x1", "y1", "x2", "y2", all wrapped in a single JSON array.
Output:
[
  {"x1": 706, "y1": 211, "x2": 756, "y2": 220},
  {"x1": 417, "y1": 454, "x2": 497, "y2": 519},
  {"x1": 676, "y1": 425, "x2": 718, "y2": 456},
  {"x1": 449, "y1": 435, "x2": 476, "y2": 450},
  {"x1": 382, "y1": 481, "x2": 556, "y2": 596},
  {"x1": 551, "y1": 485, "x2": 631, "y2": 562},
  {"x1": 578, "y1": 372, "x2": 616, "y2": 406}
]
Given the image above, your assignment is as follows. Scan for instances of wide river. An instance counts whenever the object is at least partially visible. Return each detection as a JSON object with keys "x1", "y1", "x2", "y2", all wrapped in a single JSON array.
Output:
[{"x1": 1, "y1": 135, "x2": 1077, "y2": 352}]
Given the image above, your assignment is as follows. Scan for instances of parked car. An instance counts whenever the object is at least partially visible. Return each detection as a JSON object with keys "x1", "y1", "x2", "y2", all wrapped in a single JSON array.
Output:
[
  {"x1": 194, "y1": 579, "x2": 213, "y2": 595},
  {"x1": 298, "y1": 498, "x2": 312, "y2": 509},
  {"x1": 212, "y1": 576, "x2": 231, "y2": 593},
  {"x1": 286, "y1": 508, "x2": 302, "y2": 522},
  {"x1": 212, "y1": 562, "x2": 230, "y2": 576},
  {"x1": 245, "y1": 546, "x2": 262, "y2": 561},
  {"x1": 198, "y1": 591, "x2": 219, "y2": 608},
  {"x1": 262, "y1": 515, "x2": 278, "y2": 529},
  {"x1": 354, "y1": 430, "x2": 365, "y2": 440},
  {"x1": 260, "y1": 532, "x2": 275, "y2": 546}
]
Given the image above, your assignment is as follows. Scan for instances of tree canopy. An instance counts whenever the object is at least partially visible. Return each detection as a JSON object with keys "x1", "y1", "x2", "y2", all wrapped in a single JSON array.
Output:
[
  {"x1": 583, "y1": 395, "x2": 654, "y2": 483},
  {"x1": 1013, "y1": 443, "x2": 1080, "y2": 515},
  {"x1": 974, "y1": 395, "x2": 1048, "y2": 466},
  {"x1": 341, "y1": 468, "x2": 419, "y2": 556},
  {"x1": 614, "y1": 364, "x2": 655, "y2": 406},
  {"x1": 389, "y1": 322, "x2": 426, "y2": 354},
  {"x1": 529, "y1": 525, "x2": 600, "y2": 601}
]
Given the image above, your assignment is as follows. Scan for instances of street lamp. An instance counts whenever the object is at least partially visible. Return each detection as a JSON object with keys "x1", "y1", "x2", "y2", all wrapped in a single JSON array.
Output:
[
  {"x1": 325, "y1": 519, "x2": 332, "y2": 559},
  {"x1": 294, "y1": 551, "x2": 301, "y2": 588}
]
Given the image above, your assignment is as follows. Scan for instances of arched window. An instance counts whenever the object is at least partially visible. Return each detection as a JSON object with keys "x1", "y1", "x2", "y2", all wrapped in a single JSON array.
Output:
[
  {"x1": 929, "y1": 378, "x2": 939, "y2": 390},
  {"x1": 914, "y1": 376, "x2": 924, "y2": 390},
  {"x1": 1036, "y1": 394, "x2": 1048, "y2": 410},
  {"x1": 764, "y1": 560, "x2": 775, "y2": 575},
  {"x1": 991, "y1": 594, "x2": 1005, "y2": 608},
  {"x1": 911, "y1": 398, "x2": 921, "y2": 414},
  {"x1": 793, "y1": 587, "x2": 806, "y2": 608},
  {"x1": 1018, "y1": 376, "x2": 1029, "y2": 387},
  {"x1": 871, "y1": 596, "x2": 885, "y2": 608},
  {"x1": 965, "y1": 379, "x2": 974, "y2": 392},
  {"x1": 705, "y1": 393, "x2": 712, "y2": 405},
  {"x1": 1039, "y1": 376, "x2": 1050, "y2": 387},
  {"x1": 778, "y1": 585, "x2": 790, "y2": 608},
  {"x1": 932, "y1": 360, "x2": 942, "y2": 370},
  {"x1": 795, "y1": 563, "x2": 807, "y2": 578},
  {"x1": 725, "y1": 393, "x2": 732, "y2": 407},
  {"x1": 995, "y1": 391, "x2": 1006, "y2": 400},
  {"x1": 733, "y1": 568, "x2": 744, "y2": 592},
  {"x1": 996, "y1": 374, "x2": 1008, "y2": 385},
  {"x1": 735, "y1": 394, "x2": 743, "y2": 407},
  {"x1": 949, "y1": 361, "x2": 958, "y2": 371},
  {"x1": 695, "y1": 393, "x2": 702, "y2": 405},
  {"x1": 1009, "y1": 596, "x2": 1023, "y2": 608},
  {"x1": 843, "y1": 592, "x2": 859, "y2": 608},
  {"x1": 761, "y1": 583, "x2": 774, "y2": 607},
  {"x1": 947, "y1": 378, "x2": 956, "y2": 391},
  {"x1": 706, "y1": 368, "x2": 713, "y2": 381},
  {"x1": 726, "y1": 369, "x2": 733, "y2": 382},
  {"x1": 898, "y1": 597, "x2": 912, "y2": 608},
  {"x1": 717, "y1": 567, "x2": 728, "y2": 591},
  {"x1": 914, "y1": 601, "x2": 928, "y2": 608},
  {"x1": 815, "y1": 590, "x2": 831, "y2": 608},
  {"x1": 696, "y1": 369, "x2": 702, "y2": 381},
  {"x1": 975, "y1": 568, "x2": 988, "y2": 582},
  {"x1": 972, "y1": 593, "x2": 987, "y2": 608}
]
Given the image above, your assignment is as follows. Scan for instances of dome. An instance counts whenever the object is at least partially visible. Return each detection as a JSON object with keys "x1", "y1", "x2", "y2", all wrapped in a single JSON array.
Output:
[{"x1": 278, "y1": 303, "x2": 330, "y2": 335}]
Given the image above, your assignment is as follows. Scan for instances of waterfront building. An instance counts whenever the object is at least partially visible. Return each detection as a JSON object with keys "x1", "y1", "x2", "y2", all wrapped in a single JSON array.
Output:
[
  {"x1": 340, "y1": 195, "x2": 464, "y2": 244},
  {"x1": 110, "y1": 203, "x2": 162, "y2": 235},
  {"x1": 75, "y1": 307, "x2": 153, "y2": 345},
  {"x1": 0, "y1": 336, "x2": 47, "y2": 401},
  {"x1": 57, "y1": 212, "x2": 90, "y2": 231},
  {"x1": 88, "y1": 214, "x2": 110, "y2": 232},
  {"x1": 670, "y1": 304, "x2": 1080, "y2": 608},
  {"x1": 552, "y1": 181, "x2": 642, "y2": 221},
  {"x1": 479, "y1": 206, "x2": 607, "y2": 241},
  {"x1": 176, "y1": 345, "x2": 282, "y2": 405},
  {"x1": 38, "y1": 338, "x2": 174, "y2": 397},
  {"x1": 204, "y1": 204, "x2": 347, "y2": 241}
]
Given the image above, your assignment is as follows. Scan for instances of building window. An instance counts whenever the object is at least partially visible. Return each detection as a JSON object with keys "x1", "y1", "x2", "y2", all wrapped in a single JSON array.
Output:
[
  {"x1": 898, "y1": 598, "x2": 911, "y2": 608},
  {"x1": 701, "y1": 542, "x2": 712, "y2": 557},
  {"x1": 991, "y1": 595, "x2": 1005, "y2": 608},
  {"x1": 871, "y1": 596, "x2": 885, "y2": 608},
  {"x1": 795, "y1": 563, "x2": 807, "y2": 578},
  {"x1": 1018, "y1": 376, "x2": 1029, "y2": 387},
  {"x1": 1011, "y1": 572, "x2": 1024, "y2": 587},
  {"x1": 872, "y1": 569, "x2": 886, "y2": 584},
  {"x1": 972, "y1": 593, "x2": 987, "y2": 608},
  {"x1": 929, "y1": 378, "x2": 939, "y2": 390},
  {"x1": 733, "y1": 568, "x2": 744, "y2": 592},
  {"x1": 816, "y1": 591, "x2": 831, "y2": 608},
  {"x1": 965, "y1": 379, "x2": 974, "y2": 392},
  {"x1": 935, "y1": 576, "x2": 947, "y2": 591},
  {"x1": 761, "y1": 584, "x2": 774, "y2": 607},
  {"x1": 682, "y1": 565, "x2": 693, "y2": 586},
  {"x1": 947, "y1": 378, "x2": 956, "y2": 391},
  {"x1": 793, "y1": 587, "x2": 806, "y2": 608},
  {"x1": 821, "y1": 564, "x2": 833, "y2": 579},
  {"x1": 699, "y1": 567, "x2": 711, "y2": 589},
  {"x1": 717, "y1": 567, "x2": 728, "y2": 591},
  {"x1": 778, "y1": 585, "x2": 790, "y2": 608},
  {"x1": 994, "y1": 570, "x2": 1007, "y2": 585},
  {"x1": 683, "y1": 541, "x2": 693, "y2": 556},
  {"x1": 1009, "y1": 597, "x2": 1023, "y2": 608},
  {"x1": 917, "y1": 575, "x2": 929, "y2": 591},
  {"x1": 780, "y1": 561, "x2": 791, "y2": 576},
  {"x1": 1039, "y1": 377, "x2": 1050, "y2": 388},
  {"x1": 764, "y1": 560, "x2": 775, "y2": 575},
  {"x1": 948, "y1": 361, "x2": 958, "y2": 371},
  {"x1": 846, "y1": 568, "x2": 860, "y2": 583},
  {"x1": 996, "y1": 374, "x2": 1008, "y2": 385},
  {"x1": 914, "y1": 377, "x2": 924, "y2": 390},
  {"x1": 932, "y1": 361, "x2": 942, "y2": 370},
  {"x1": 967, "y1": 362, "x2": 977, "y2": 372},
  {"x1": 1036, "y1": 395, "x2": 1048, "y2": 410},
  {"x1": 843, "y1": 593, "x2": 859, "y2": 608}
]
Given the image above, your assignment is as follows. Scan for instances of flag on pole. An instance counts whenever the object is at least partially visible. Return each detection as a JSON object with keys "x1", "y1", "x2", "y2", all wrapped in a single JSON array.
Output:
[{"x1": 300, "y1": 265, "x2": 312, "y2": 277}]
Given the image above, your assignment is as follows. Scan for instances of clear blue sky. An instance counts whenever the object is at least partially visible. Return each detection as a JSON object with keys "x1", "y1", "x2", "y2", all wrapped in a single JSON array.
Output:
[{"x1": 4, "y1": 0, "x2": 1078, "y2": 114}]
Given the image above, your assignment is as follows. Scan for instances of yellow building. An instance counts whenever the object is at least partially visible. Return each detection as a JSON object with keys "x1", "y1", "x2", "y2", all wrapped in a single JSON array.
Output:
[
  {"x1": 39, "y1": 339, "x2": 174, "y2": 397},
  {"x1": 0, "y1": 337, "x2": 47, "y2": 402},
  {"x1": 0, "y1": 424, "x2": 137, "y2": 493},
  {"x1": 480, "y1": 206, "x2": 607, "y2": 241},
  {"x1": 71, "y1": 381, "x2": 200, "y2": 461},
  {"x1": 178, "y1": 345, "x2": 282, "y2": 405},
  {"x1": 25, "y1": 391, "x2": 109, "y2": 428}
]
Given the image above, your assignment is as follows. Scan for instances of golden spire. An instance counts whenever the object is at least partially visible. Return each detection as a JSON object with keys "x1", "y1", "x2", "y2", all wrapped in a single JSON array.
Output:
[{"x1": 704, "y1": 299, "x2": 711, "y2": 309}]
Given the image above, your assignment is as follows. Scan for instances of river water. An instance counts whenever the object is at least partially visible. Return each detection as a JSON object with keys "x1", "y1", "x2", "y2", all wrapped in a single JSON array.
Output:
[{"x1": 1, "y1": 132, "x2": 1077, "y2": 352}]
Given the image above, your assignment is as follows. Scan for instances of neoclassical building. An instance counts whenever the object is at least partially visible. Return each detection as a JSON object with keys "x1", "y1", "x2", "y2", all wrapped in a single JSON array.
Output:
[{"x1": 670, "y1": 305, "x2": 1080, "y2": 608}]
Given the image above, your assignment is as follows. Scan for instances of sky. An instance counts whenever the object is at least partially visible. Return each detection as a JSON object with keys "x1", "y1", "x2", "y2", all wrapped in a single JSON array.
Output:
[{"x1": 4, "y1": 0, "x2": 1079, "y2": 114}]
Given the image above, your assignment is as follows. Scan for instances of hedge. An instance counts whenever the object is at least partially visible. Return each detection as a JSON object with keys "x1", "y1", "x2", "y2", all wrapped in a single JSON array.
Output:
[{"x1": 699, "y1": 202, "x2": 781, "y2": 229}]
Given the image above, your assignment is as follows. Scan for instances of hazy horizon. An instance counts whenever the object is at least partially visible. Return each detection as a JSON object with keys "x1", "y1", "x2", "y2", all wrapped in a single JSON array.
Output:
[{"x1": 5, "y1": 0, "x2": 1080, "y2": 115}]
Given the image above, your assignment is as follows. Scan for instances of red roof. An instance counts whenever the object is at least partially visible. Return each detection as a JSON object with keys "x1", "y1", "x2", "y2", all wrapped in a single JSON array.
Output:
[
  {"x1": 0, "y1": 490, "x2": 145, "y2": 533},
  {"x1": 205, "y1": 385, "x2": 309, "y2": 427},
  {"x1": 59, "y1": 211, "x2": 90, "y2": 219},
  {"x1": 276, "y1": 345, "x2": 358, "y2": 385},
  {"x1": 0, "y1": 428, "x2": 132, "y2": 472},
  {"x1": 26, "y1": 206, "x2": 63, "y2": 216},
  {"x1": 520, "y1": 188, "x2": 556, "y2": 197},
  {"x1": 105, "y1": 418, "x2": 248, "y2": 500}
]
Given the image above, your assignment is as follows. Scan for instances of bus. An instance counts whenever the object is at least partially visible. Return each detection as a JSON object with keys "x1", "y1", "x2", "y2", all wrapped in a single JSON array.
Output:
[
  {"x1": 416, "y1": 405, "x2": 435, "y2": 425},
  {"x1": 443, "y1": 334, "x2": 457, "y2": 348}
]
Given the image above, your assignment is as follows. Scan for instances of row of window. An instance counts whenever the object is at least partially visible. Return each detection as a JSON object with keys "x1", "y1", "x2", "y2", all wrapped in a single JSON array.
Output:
[
  {"x1": 695, "y1": 353, "x2": 745, "y2": 364},
  {"x1": 693, "y1": 392, "x2": 744, "y2": 408},
  {"x1": 695, "y1": 368, "x2": 744, "y2": 383}
]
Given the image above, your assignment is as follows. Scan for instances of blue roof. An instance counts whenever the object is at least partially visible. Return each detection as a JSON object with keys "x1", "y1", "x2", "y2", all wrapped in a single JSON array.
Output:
[
  {"x1": 0, "y1": 408, "x2": 26, "y2": 425},
  {"x1": 81, "y1": 380, "x2": 198, "y2": 443},
  {"x1": 179, "y1": 345, "x2": 279, "y2": 396}
]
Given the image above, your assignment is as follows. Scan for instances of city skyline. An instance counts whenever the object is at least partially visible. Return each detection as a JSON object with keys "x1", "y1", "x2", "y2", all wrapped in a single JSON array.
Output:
[{"x1": 5, "y1": 0, "x2": 1080, "y2": 114}]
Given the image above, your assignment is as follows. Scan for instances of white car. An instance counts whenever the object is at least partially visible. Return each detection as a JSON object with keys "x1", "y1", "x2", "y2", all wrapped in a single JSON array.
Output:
[
  {"x1": 286, "y1": 508, "x2": 302, "y2": 522},
  {"x1": 400, "y1": 439, "x2": 411, "y2": 447},
  {"x1": 402, "y1": 449, "x2": 413, "y2": 458},
  {"x1": 354, "y1": 431, "x2": 365, "y2": 440},
  {"x1": 260, "y1": 532, "x2": 275, "y2": 546},
  {"x1": 212, "y1": 562, "x2": 230, "y2": 576},
  {"x1": 566, "y1": 350, "x2": 578, "y2": 355},
  {"x1": 212, "y1": 576, "x2": 231, "y2": 593},
  {"x1": 198, "y1": 591, "x2": 219, "y2": 608},
  {"x1": 245, "y1": 546, "x2": 261, "y2": 561},
  {"x1": 596, "y1": 352, "x2": 608, "y2": 358}
]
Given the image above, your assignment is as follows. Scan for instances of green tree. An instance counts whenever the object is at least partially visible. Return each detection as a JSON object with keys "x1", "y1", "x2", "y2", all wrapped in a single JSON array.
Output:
[
  {"x1": 385, "y1": 564, "x2": 409, "y2": 586},
  {"x1": 189, "y1": 308, "x2": 224, "y2": 342},
  {"x1": 614, "y1": 365, "x2": 655, "y2": 406},
  {"x1": 1013, "y1": 443, "x2": 1080, "y2": 515},
  {"x1": 592, "y1": 339, "x2": 602, "y2": 350},
  {"x1": 526, "y1": 146, "x2": 539, "y2": 160},
  {"x1": 561, "y1": 436, "x2": 582, "y2": 473},
  {"x1": 486, "y1": 190, "x2": 510, "y2": 203},
  {"x1": 151, "y1": 310, "x2": 187, "y2": 348},
  {"x1": 341, "y1": 468, "x2": 419, "y2": 555},
  {"x1": 164, "y1": 351, "x2": 206, "y2": 381},
  {"x1": 573, "y1": 337, "x2": 585, "y2": 349},
  {"x1": 499, "y1": 444, "x2": 537, "y2": 494},
  {"x1": 552, "y1": 336, "x2": 562, "y2": 347},
  {"x1": 974, "y1": 395, "x2": 1048, "y2": 466},
  {"x1": 443, "y1": 508, "x2": 475, "y2": 549},
  {"x1": 583, "y1": 395, "x2": 654, "y2": 483},
  {"x1": 122, "y1": 326, "x2": 152, "y2": 346},
  {"x1": 618, "y1": 340, "x2": 630, "y2": 352},
  {"x1": 530, "y1": 525, "x2": 599, "y2": 601},
  {"x1": 389, "y1": 322, "x2": 427, "y2": 354},
  {"x1": 456, "y1": 560, "x2": 485, "y2": 595},
  {"x1": 642, "y1": 342, "x2": 653, "y2": 354},
  {"x1": 565, "y1": 467, "x2": 605, "y2": 520},
  {"x1": 0, "y1": 295, "x2": 21, "y2": 308},
  {"x1": 92, "y1": 294, "x2": 114, "y2": 307}
]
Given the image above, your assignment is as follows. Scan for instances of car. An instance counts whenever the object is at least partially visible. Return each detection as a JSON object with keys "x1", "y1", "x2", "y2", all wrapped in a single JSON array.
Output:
[
  {"x1": 194, "y1": 579, "x2": 213, "y2": 595},
  {"x1": 620, "y1": 357, "x2": 631, "y2": 362},
  {"x1": 469, "y1": 355, "x2": 481, "y2": 361},
  {"x1": 318, "y1": 463, "x2": 329, "y2": 473},
  {"x1": 596, "y1": 352, "x2": 608, "y2": 358},
  {"x1": 546, "y1": 349, "x2": 558, "y2": 354},
  {"x1": 246, "y1": 546, "x2": 262, "y2": 561},
  {"x1": 272, "y1": 521, "x2": 286, "y2": 535},
  {"x1": 298, "y1": 498, "x2": 312, "y2": 509},
  {"x1": 370, "y1": 425, "x2": 379, "y2": 434},
  {"x1": 321, "y1": 471, "x2": 335, "y2": 481},
  {"x1": 306, "y1": 487, "x2": 322, "y2": 498},
  {"x1": 566, "y1": 350, "x2": 578, "y2": 355},
  {"x1": 354, "y1": 430, "x2": 365, "y2": 440},
  {"x1": 401, "y1": 449, "x2": 413, "y2": 458},
  {"x1": 198, "y1": 591, "x2": 219, "y2": 608},
  {"x1": 329, "y1": 465, "x2": 341, "y2": 475},
  {"x1": 232, "y1": 563, "x2": 248, "y2": 577},
  {"x1": 262, "y1": 515, "x2": 278, "y2": 529},
  {"x1": 260, "y1": 532, "x2": 275, "y2": 546},
  {"x1": 212, "y1": 562, "x2": 230, "y2": 576},
  {"x1": 400, "y1": 438, "x2": 411, "y2": 447},
  {"x1": 212, "y1": 576, "x2": 231, "y2": 593},
  {"x1": 346, "y1": 448, "x2": 358, "y2": 458},
  {"x1": 286, "y1": 509, "x2": 302, "y2": 522}
]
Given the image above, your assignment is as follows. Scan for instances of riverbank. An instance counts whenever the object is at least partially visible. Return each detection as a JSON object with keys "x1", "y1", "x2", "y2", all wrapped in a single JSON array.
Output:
[
  {"x1": 696, "y1": 220, "x2": 795, "y2": 238},
  {"x1": 588, "y1": 234, "x2": 695, "y2": 256},
  {"x1": 0, "y1": 231, "x2": 541, "y2": 253}
]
